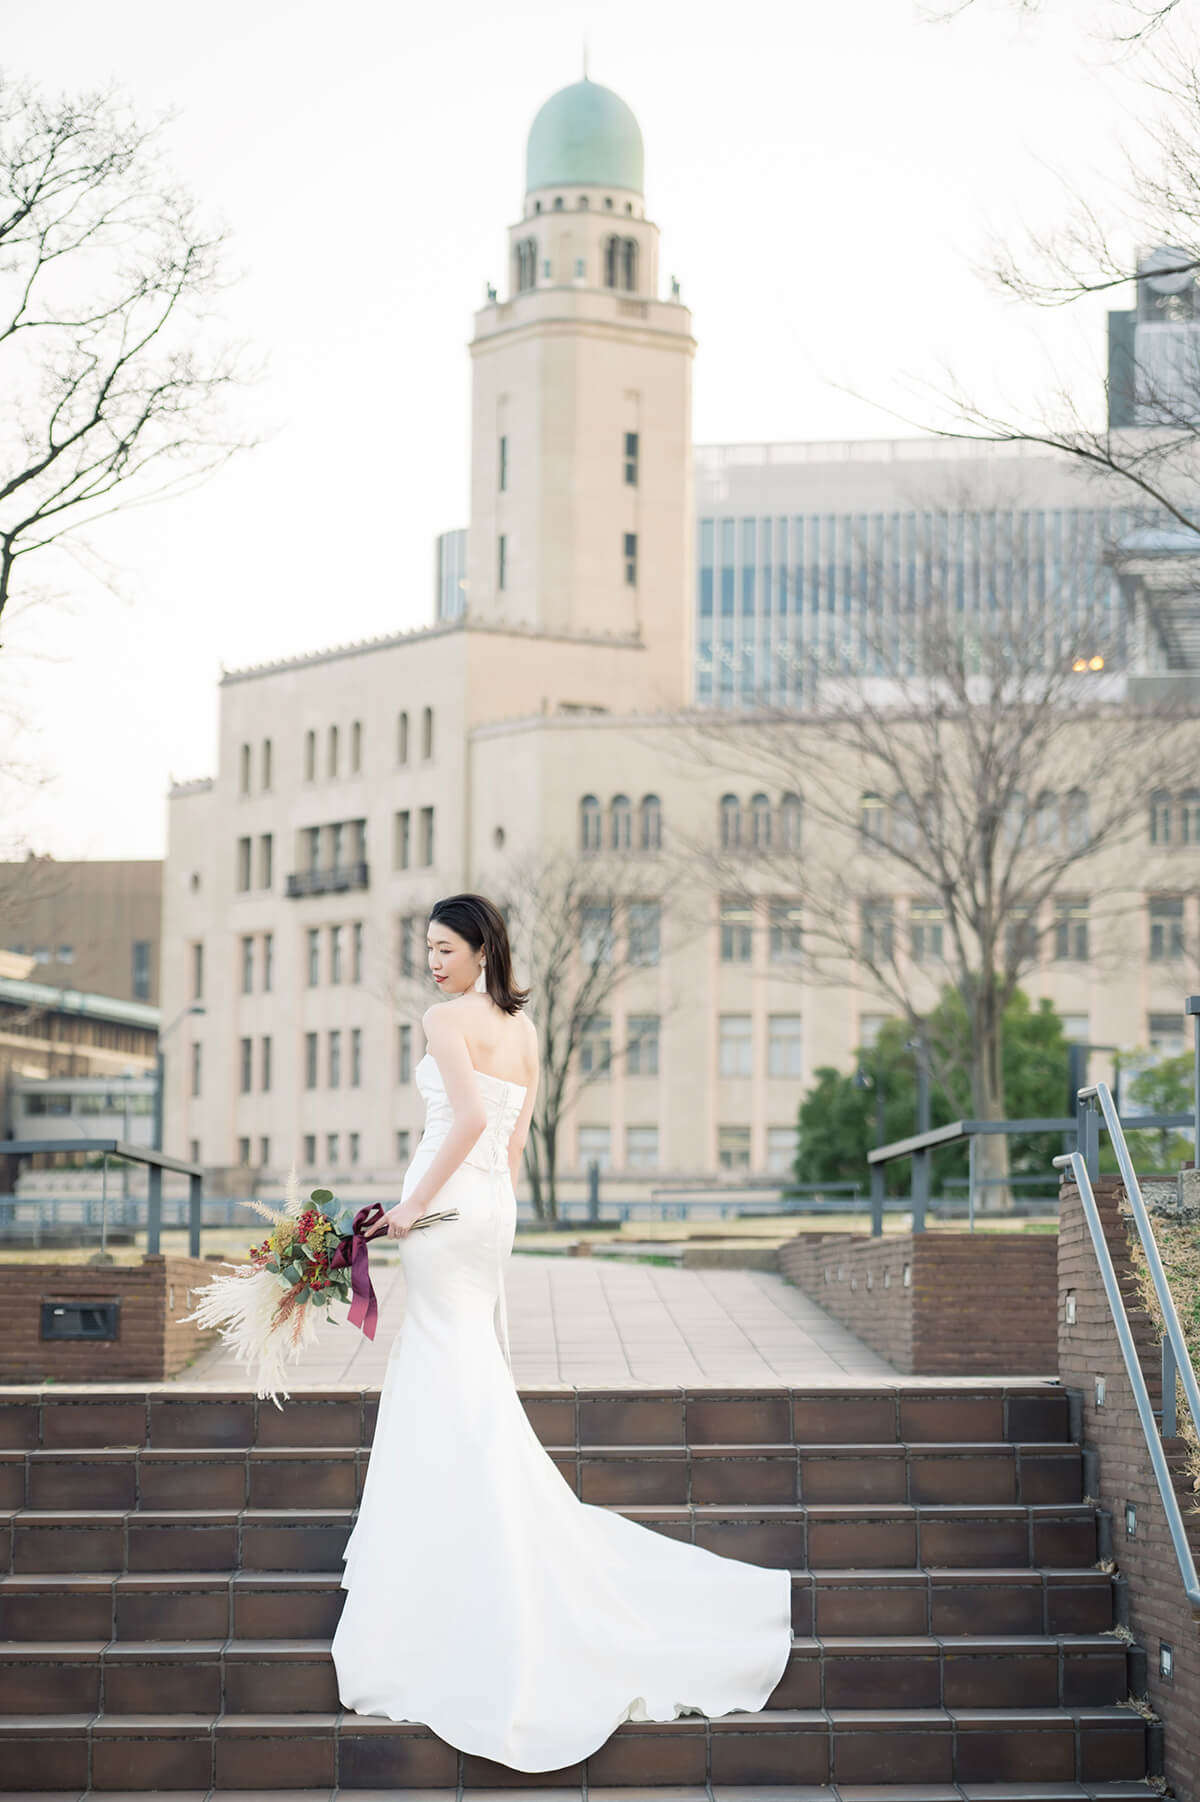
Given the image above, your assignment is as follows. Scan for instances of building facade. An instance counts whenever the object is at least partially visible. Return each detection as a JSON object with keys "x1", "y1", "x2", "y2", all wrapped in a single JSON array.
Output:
[
  {"x1": 162, "y1": 79, "x2": 1200, "y2": 1196},
  {"x1": 0, "y1": 858, "x2": 162, "y2": 1003}
]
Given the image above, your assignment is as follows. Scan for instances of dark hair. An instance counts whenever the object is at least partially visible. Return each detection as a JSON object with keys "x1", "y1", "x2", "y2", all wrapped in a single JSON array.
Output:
[{"x1": 428, "y1": 893, "x2": 529, "y2": 1016}]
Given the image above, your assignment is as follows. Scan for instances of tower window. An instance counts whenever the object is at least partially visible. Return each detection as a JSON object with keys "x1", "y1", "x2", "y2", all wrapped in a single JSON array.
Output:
[
  {"x1": 604, "y1": 236, "x2": 638, "y2": 292},
  {"x1": 534, "y1": 199, "x2": 542, "y2": 212},
  {"x1": 604, "y1": 196, "x2": 613, "y2": 209},
  {"x1": 499, "y1": 434, "x2": 508, "y2": 492},
  {"x1": 542, "y1": 258, "x2": 551, "y2": 279},
  {"x1": 624, "y1": 532, "x2": 638, "y2": 586},
  {"x1": 516, "y1": 238, "x2": 537, "y2": 291},
  {"x1": 578, "y1": 195, "x2": 589, "y2": 209},
  {"x1": 625, "y1": 201, "x2": 633, "y2": 214},
  {"x1": 498, "y1": 534, "x2": 507, "y2": 591},
  {"x1": 553, "y1": 195, "x2": 564, "y2": 209},
  {"x1": 624, "y1": 432, "x2": 639, "y2": 486}
]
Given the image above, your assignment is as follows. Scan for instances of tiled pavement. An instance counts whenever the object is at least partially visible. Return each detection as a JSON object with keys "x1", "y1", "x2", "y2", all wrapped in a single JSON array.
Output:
[{"x1": 179, "y1": 1257, "x2": 899, "y2": 1388}]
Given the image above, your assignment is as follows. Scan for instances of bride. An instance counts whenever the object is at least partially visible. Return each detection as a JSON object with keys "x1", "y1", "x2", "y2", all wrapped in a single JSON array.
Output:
[{"x1": 330, "y1": 892, "x2": 793, "y2": 1774}]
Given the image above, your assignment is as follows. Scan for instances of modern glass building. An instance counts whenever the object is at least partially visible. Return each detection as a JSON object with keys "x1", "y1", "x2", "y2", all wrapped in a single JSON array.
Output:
[{"x1": 693, "y1": 440, "x2": 1157, "y2": 708}]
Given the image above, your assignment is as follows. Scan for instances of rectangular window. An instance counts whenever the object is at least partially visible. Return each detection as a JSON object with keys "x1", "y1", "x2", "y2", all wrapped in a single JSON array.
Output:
[
  {"x1": 191, "y1": 941, "x2": 204, "y2": 1002},
  {"x1": 351, "y1": 1027, "x2": 362, "y2": 1088},
  {"x1": 396, "y1": 1129, "x2": 411, "y2": 1162},
  {"x1": 261, "y1": 1035, "x2": 272, "y2": 1093},
  {"x1": 624, "y1": 430, "x2": 639, "y2": 486},
  {"x1": 422, "y1": 707, "x2": 434, "y2": 760},
  {"x1": 131, "y1": 940, "x2": 151, "y2": 1001},
  {"x1": 910, "y1": 901, "x2": 944, "y2": 964},
  {"x1": 397, "y1": 711, "x2": 409, "y2": 765},
  {"x1": 262, "y1": 738, "x2": 272, "y2": 791},
  {"x1": 858, "y1": 1013, "x2": 889, "y2": 1051},
  {"x1": 56, "y1": 944, "x2": 74, "y2": 963},
  {"x1": 1062, "y1": 1014, "x2": 1090, "y2": 1044},
  {"x1": 238, "y1": 1136, "x2": 251, "y2": 1167},
  {"x1": 581, "y1": 902, "x2": 615, "y2": 965},
  {"x1": 1149, "y1": 1012, "x2": 1186, "y2": 1055},
  {"x1": 578, "y1": 1125, "x2": 611, "y2": 1172},
  {"x1": 352, "y1": 921, "x2": 363, "y2": 984},
  {"x1": 259, "y1": 1135, "x2": 270, "y2": 1168},
  {"x1": 767, "y1": 1015, "x2": 804, "y2": 1079},
  {"x1": 263, "y1": 932, "x2": 274, "y2": 993},
  {"x1": 624, "y1": 531, "x2": 638, "y2": 585},
  {"x1": 241, "y1": 935, "x2": 254, "y2": 995},
  {"x1": 304, "y1": 729, "x2": 316, "y2": 782},
  {"x1": 330, "y1": 924, "x2": 343, "y2": 984},
  {"x1": 626, "y1": 1125, "x2": 658, "y2": 1169},
  {"x1": 328, "y1": 724, "x2": 339, "y2": 779},
  {"x1": 190, "y1": 1040, "x2": 202, "y2": 1098},
  {"x1": 349, "y1": 1132, "x2": 361, "y2": 1166},
  {"x1": 580, "y1": 1015, "x2": 612, "y2": 1078},
  {"x1": 419, "y1": 806, "x2": 435, "y2": 867},
  {"x1": 1005, "y1": 905, "x2": 1038, "y2": 968},
  {"x1": 327, "y1": 1132, "x2": 340, "y2": 1166},
  {"x1": 306, "y1": 825, "x2": 321, "y2": 871},
  {"x1": 304, "y1": 1032, "x2": 318, "y2": 1090},
  {"x1": 331, "y1": 822, "x2": 345, "y2": 869},
  {"x1": 307, "y1": 928, "x2": 320, "y2": 986},
  {"x1": 766, "y1": 1125, "x2": 798, "y2": 1176},
  {"x1": 626, "y1": 1014, "x2": 660, "y2": 1076},
  {"x1": 1149, "y1": 896, "x2": 1185, "y2": 962},
  {"x1": 860, "y1": 899, "x2": 894, "y2": 964},
  {"x1": 718, "y1": 1014, "x2": 754, "y2": 1078},
  {"x1": 239, "y1": 1037, "x2": 253, "y2": 1094},
  {"x1": 1054, "y1": 898, "x2": 1089, "y2": 962},
  {"x1": 768, "y1": 899, "x2": 803, "y2": 963},
  {"x1": 239, "y1": 743, "x2": 251, "y2": 796},
  {"x1": 394, "y1": 810, "x2": 411, "y2": 870},
  {"x1": 259, "y1": 833, "x2": 273, "y2": 889},
  {"x1": 190, "y1": 1139, "x2": 201, "y2": 1165},
  {"x1": 303, "y1": 1133, "x2": 316, "y2": 1166},
  {"x1": 718, "y1": 1125, "x2": 752, "y2": 1172},
  {"x1": 498, "y1": 533, "x2": 507, "y2": 590},
  {"x1": 351, "y1": 720, "x2": 362, "y2": 774},
  {"x1": 398, "y1": 1023, "x2": 413, "y2": 1084},
  {"x1": 628, "y1": 900, "x2": 661, "y2": 965},
  {"x1": 397, "y1": 913, "x2": 418, "y2": 980},
  {"x1": 719, "y1": 897, "x2": 753, "y2": 963},
  {"x1": 329, "y1": 1030, "x2": 342, "y2": 1088},
  {"x1": 236, "y1": 836, "x2": 252, "y2": 893},
  {"x1": 499, "y1": 434, "x2": 508, "y2": 491}
]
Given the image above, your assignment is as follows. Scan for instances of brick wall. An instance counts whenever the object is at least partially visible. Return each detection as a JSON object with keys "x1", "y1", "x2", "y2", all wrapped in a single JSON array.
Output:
[
  {"x1": 1058, "y1": 1175, "x2": 1200, "y2": 1802},
  {"x1": 0, "y1": 1257, "x2": 215, "y2": 1383},
  {"x1": 778, "y1": 1231, "x2": 1058, "y2": 1375}
]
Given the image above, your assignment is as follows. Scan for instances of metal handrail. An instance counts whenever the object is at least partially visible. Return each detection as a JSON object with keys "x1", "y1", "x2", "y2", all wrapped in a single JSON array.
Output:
[{"x1": 1053, "y1": 1087, "x2": 1200, "y2": 1608}]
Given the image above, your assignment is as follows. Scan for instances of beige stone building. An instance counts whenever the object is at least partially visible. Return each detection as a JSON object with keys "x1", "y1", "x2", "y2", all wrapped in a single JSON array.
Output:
[
  {"x1": 0, "y1": 858, "x2": 161, "y2": 1004},
  {"x1": 162, "y1": 78, "x2": 1200, "y2": 1199}
]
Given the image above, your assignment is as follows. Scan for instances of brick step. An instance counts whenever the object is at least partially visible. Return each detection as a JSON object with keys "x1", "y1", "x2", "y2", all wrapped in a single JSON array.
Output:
[
  {"x1": 0, "y1": 1439, "x2": 1084, "y2": 1511},
  {"x1": 0, "y1": 1632, "x2": 1133, "y2": 1716},
  {"x1": 0, "y1": 1563, "x2": 1118, "y2": 1643},
  {"x1": 1, "y1": 1501, "x2": 1099, "y2": 1575},
  {"x1": 39, "y1": 1791, "x2": 1171, "y2": 1802},
  {"x1": 0, "y1": 1703, "x2": 1147, "y2": 1790},
  {"x1": 0, "y1": 1382, "x2": 1072, "y2": 1453}
]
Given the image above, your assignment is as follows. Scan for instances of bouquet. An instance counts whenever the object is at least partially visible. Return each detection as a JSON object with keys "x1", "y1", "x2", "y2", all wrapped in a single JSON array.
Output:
[{"x1": 181, "y1": 1173, "x2": 457, "y2": 1406}]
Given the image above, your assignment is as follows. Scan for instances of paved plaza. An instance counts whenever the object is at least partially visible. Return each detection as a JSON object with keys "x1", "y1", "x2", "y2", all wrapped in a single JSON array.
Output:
[{"x1": 181, "y1": 1255, "x2": 897, "y2": 1388}]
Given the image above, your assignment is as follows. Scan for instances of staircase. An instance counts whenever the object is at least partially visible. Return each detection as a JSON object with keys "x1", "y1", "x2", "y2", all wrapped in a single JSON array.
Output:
[{"x1": 0, "y1": 1382, "x2": 1161, "y2": 1797}]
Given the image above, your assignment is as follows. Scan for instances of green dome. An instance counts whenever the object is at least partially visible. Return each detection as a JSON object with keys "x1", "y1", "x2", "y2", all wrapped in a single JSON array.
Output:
[{"x1": 525, "y1": 79, "x2": 644, "y2": 195}]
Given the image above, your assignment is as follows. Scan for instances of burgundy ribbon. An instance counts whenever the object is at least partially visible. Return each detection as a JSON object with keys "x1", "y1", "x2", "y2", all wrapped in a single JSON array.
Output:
[{"x1": 328, "y1": 1202, "x2": 388, "y2": 1341}]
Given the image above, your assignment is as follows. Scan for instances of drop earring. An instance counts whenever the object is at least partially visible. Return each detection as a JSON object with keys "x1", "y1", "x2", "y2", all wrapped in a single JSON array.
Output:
[{"x1": 474, "y1": 959, "x2": 487, "y2": 994}]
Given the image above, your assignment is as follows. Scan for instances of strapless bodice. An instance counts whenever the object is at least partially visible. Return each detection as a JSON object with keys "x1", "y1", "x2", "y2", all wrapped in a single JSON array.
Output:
[{"x1": 414, "y1": 1052, "x2": 526, "y2": 1174}]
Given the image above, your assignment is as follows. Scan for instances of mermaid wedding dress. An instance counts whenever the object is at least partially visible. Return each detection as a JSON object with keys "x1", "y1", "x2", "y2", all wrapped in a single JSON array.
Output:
[{"x1": 330, "y1": 1051, "x2": 793, "y2": 1773}]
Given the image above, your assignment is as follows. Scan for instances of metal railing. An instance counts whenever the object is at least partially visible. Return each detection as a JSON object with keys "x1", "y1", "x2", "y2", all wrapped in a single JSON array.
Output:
[
  {"x1": 1054, "y1": 1082, "x2": 1200, "y2": 1609},
  {"x1": 285, "y1": 862, "x2": 369, "y2": 898}
]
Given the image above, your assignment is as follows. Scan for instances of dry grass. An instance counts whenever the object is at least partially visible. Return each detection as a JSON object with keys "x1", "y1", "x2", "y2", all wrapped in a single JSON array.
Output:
[{"x1": 1132, "y1": 1218, "x2": 1200, "y2": 1499}]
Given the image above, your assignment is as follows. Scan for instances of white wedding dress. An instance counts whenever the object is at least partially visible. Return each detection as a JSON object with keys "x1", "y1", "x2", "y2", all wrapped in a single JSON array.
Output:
[{"x1": 330, "y1": 1051, "x2": 793, "y2": 1773}]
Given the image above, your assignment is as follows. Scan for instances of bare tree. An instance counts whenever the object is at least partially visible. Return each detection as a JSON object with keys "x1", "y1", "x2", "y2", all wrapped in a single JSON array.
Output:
[
  {"x1": 687, "y1": 520, "x2": 1200, "y2": 1202},
  {"x1": 492, "y1": 853, "x2": 675, "y2": 1222},
  {"x1": 920, "y1": 0, "x2": 1181, "y2": 45},
  {"x1": 0, "y1": 78, "x2": 248, "y2": 627}
]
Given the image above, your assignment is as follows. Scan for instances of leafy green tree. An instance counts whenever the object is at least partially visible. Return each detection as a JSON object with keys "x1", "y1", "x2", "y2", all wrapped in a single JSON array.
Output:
[
  {"x1": 793, "y1": 986, "x2": 1070, "y2": 1197},
  {"x1": 1116, "y1": 1053, "x2": 1194, "y2": 1173}
]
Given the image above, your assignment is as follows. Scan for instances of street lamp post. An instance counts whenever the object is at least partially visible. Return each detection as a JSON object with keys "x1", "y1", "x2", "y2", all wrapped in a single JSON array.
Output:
[{"x1": 149, "y1": 1004, "x2": 205, "y2": 1255}]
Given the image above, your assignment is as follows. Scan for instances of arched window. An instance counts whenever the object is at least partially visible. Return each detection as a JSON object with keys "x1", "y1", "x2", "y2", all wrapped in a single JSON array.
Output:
[
  {"x1": 580, "y1": 795, "x2": 602, "y2": 853},
  {"x1": 603, "y1": 236, "x2": 638, "y2": 291},
  {"x1": 1151, "y1": 788, "x2": 1173, "y2": 845},
  {"x1": 779, "y1": 791, "x2": 803, "y2": 852},
  {"x1": 515, "y1": 238, "x2": 537, "y2": 292},
  {"x1": 860, "y1": 792, "x2": 886, "y2": 842},
  {"x1": 719, "y1": 793, "x2": 742, "y2": 849},
  {"x1": 1063, "y1": 787, "x2": 1089, "y2": 850},
  {"x1": 750, "y1": 793, "x2": 772, "y2": 851},
  {"x1": 611, "y1": 794, "x2": 632, "y2": 851},
  {"x1": 1181, "y1": 790, "x2": 1200, "y2": 843},
  {"x1": 553, "y1": 195, "x2": 564, "y2": 210},
  {"x1": 621, "y1": 237, "x2": 637, "y2": 290},
  {"x1": 640, "y1": 793, "x2": 663, "y2": 851}
]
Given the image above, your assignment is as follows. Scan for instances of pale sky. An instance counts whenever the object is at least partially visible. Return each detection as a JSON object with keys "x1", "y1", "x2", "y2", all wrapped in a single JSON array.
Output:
[{"x1": 0, "y1": 0, "x2": 1166, "y2": 859}]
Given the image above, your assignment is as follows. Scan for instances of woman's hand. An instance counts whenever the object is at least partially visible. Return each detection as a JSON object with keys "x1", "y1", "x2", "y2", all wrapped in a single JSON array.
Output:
[{"x1": 380, "y1": 1198, "x2": 426, "y2": 1240}]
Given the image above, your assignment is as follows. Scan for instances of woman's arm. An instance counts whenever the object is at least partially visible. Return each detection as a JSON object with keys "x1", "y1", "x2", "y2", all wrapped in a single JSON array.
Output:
[{"x1": 382, "y1": 1006, "x2": 487, "y2": 1238}]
